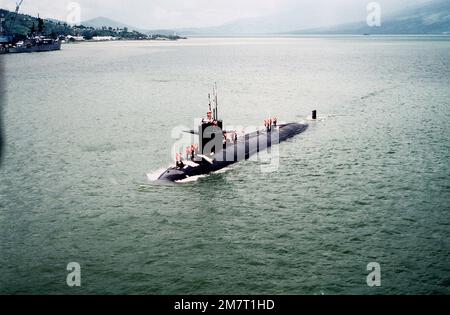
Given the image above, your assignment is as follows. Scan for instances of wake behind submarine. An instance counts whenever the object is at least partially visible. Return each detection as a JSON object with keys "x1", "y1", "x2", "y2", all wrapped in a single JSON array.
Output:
[{"x1": 156, "y1": 85, "x2": 310, "y2": 182}]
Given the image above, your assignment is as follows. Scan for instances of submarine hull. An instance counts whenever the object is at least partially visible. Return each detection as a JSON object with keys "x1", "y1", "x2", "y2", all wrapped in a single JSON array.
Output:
[{"x1": 157, "y1": 123, "x2": 308, "y2": 182}]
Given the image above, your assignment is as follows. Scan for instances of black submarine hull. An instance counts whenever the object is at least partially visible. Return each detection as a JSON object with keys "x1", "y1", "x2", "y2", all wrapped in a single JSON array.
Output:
[{"x1": 157, "y1": 123, "x2": 308, "y2": 182}]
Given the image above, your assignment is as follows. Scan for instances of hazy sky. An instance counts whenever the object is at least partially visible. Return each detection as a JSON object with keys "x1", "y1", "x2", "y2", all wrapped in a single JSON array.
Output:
[{"x1": 0, "y1": 0, "x2": 433, "y2": 29}]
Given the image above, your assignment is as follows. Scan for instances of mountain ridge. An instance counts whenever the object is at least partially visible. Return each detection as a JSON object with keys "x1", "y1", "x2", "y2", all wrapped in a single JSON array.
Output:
[
  {"x1": 175, "y1": 0, "x2": 450, "y2": 35},
  {"x1": 81, "y1": 16, "x2": 136, "y2": 30},
  {"x1": 81, "y1": 16, "x2": 177, "y2": 36},
  {"x1": 287, "y1": 0, "x2": 450, "y2": 35}
]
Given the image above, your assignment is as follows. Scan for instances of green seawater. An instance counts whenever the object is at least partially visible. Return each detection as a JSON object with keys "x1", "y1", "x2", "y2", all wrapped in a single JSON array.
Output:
[{"x1": 0, "y1": 37, "x2": 449, "y2": 294}]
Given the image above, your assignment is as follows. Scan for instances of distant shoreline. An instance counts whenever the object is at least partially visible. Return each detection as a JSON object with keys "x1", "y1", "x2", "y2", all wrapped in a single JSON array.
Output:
[
  {"x1": 62, "y1": 38, "x2": 187, "y2": 44},
  {"x1": 184, "y1": 34, "x2": 450, "y2": 38}
]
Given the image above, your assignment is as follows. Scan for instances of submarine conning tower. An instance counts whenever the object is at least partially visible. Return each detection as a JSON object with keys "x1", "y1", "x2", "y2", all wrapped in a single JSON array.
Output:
[
  {"x1": 199, "y1": 83, "x2": 224, "y2": 156},
  {"x1": 199, "y1": 120, "x2": 223, "y2": 155}
]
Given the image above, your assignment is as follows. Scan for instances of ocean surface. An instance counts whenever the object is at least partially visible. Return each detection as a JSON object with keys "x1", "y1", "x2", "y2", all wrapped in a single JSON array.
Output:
[{"x1": 0, "y1": 37, "x2": 449, "y2": 294}]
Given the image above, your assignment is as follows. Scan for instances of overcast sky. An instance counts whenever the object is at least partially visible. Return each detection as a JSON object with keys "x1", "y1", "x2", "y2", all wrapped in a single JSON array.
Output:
[{"x1": 0, "y1": 0, "x2": 433, "y2": 29}]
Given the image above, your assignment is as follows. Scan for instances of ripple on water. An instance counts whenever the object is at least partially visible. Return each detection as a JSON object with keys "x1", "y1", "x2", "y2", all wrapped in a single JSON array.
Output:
[{"x1": 2, "y1": 37, "x2": 449, "y2": 294}]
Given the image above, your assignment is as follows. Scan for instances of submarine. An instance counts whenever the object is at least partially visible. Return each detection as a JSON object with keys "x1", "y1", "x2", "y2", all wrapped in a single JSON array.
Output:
[{"x1": 156, "y1": 85, "x2": 309, "y2": 182}]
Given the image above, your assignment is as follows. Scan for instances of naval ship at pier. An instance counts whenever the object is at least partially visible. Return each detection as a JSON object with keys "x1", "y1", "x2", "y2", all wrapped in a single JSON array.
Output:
[
  {"x1": 0, "y1": 1, "x2": 61, "y2": 54},
  {"x1": 1, "y1": 35, "x2": 61, "y2": 54}
]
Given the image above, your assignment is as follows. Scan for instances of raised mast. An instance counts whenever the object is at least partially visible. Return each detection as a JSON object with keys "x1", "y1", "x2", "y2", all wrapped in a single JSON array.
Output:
[
  {"x1": 213, "y1": 82, "x2": 218, "y2": 121},
  {"x1": 208, "y1": 93, "x2": 212, "y2": 113},
  {"x1": 9, "y1": 0, "x2": 24, "y2": 34}
]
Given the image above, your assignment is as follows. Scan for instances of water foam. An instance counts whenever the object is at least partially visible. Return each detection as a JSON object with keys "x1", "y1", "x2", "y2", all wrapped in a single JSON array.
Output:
[{"x1": 175, "y1": 175, "x2": 208, "y2": 183}]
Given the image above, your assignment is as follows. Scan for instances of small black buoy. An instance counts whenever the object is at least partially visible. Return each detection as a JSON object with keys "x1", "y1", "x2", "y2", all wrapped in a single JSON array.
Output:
[{"x1": 312, "y1": 110, "x2": 317, "y2": 120}]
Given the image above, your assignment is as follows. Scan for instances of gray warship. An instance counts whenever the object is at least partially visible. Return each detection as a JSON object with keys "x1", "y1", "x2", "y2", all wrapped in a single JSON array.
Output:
[
  {"x1": 0, "y1": 1, "x2": 61, "y2": 54},
  {"x1": 2, "y1": 36, "x2": 61, "y2": 54}
]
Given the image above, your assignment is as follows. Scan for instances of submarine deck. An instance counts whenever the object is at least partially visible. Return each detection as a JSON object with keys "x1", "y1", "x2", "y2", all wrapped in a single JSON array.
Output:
[{"x1": 157, "y1": 123, "x2": 308, "y2": 182}]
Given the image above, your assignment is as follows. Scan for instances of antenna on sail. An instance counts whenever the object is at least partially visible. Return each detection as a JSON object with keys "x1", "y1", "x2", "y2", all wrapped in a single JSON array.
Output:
[
  {"x1": 208, "y1": 93, "x2": 212, "y2": 112},
  {"x1": 214, "y1": 82, "x2": 218, "y2": 121}
]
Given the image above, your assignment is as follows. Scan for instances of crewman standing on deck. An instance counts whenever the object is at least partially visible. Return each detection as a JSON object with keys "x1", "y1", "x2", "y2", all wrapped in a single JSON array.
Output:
[
  {"x1": 176, "y1": 153, "x2": 185, "y2": 169},
  {"x1": 186, "y1": 146, "x2": 190, "y2": 160},
  {"x1": 194, "y1": 144, "x2": 199, "y2": 155},
  {"x1": 180, "y1": 153, "x2": 185, "y2": 169},
  {"x1": 190, "y1": 144, "x2": 195, "y2": 161}
]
